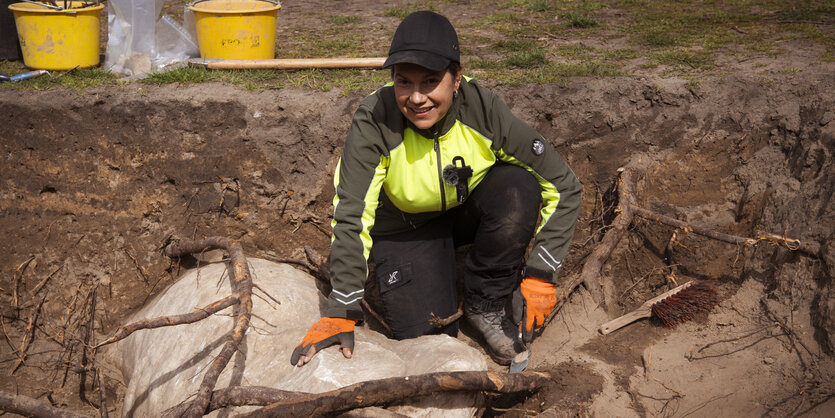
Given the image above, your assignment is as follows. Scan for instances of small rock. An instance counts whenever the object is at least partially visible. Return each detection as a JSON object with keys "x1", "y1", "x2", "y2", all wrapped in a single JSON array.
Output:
[
  {"x1": 763, "y1": 357, "x2": 775, "y2": 365},
  {"x1": 821, "y1": 112, "x2": 833, "y2": 126}
]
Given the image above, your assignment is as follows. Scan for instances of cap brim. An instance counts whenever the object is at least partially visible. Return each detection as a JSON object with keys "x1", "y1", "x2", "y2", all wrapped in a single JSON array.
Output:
[{"x1": 383, "y1": 50, "x2": 451, "y2": 71}]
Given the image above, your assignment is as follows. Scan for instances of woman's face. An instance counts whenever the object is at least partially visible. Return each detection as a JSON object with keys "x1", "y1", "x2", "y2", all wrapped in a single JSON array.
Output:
[{"x1": 393, "y1": 63, "x2": 462, "y2": 130}]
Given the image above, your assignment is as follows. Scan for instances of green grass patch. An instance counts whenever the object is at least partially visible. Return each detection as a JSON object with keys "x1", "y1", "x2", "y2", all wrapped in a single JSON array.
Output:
[
  {"x1": 144, "y1": 67, "x2": 278, "y2": 85},
  {"x1": 650, "y1": 49, "x2": 713, "y2": 70},
  {"x1": 774, "y1": 2, "x2": 835, "y2": 22},
  {"x1": 562, "y1": 12, "x2": 599, "y2": 28},
  {"x1": 472, "y1": 59, "x2": 624, "y2": 86},
  {"x1": 638, "y1": 29, "x2": 682, "y2": 47},
  {"x1": 528, "y1": 0, "x2": 554, "y2": 13},
  {"x1": 505, "y1": 49, "x2": 548, "y2": 68},
  {"x1": 0, "y1": 63, "x2": 117, "y2": 90},
  {"x1": 327, "y1": 15, "x2": 362, "y2": 25},
  {"x1": 143, "y1": 66, "x2": 390, "y2": 95},
  {"x1": 781, "y1": 23, "x2": 826, "y2": 42},
  {"x1": 473, "y1": 12, "x2": 527, "y2": 34},
  {"x1": 552, "y1": 61, "x2": 624, "y2": 77},
  {"x1": 467, "y1": 58, "x2": 502, "y2": 70},
  {"x1": 471, "y1": 12, "x2": 561, "y2": 38},
  {"x1": 283, "y1": 32, "x2": 371, "y2": 58},
  {"x1": 495, "y1": 39, "x2": 541, "y2": 53},
  {"x1": 383, "y1": 2, "x2": 436, "y2": 19},
  {"x1": 685, "y1": 78, "x2": 701, "y2": 89},
  {"x1": 778, "y1": 67, "x2": 802, "y2": 73},
  {"x1": 747, "y1": 39, "x2": 782, "y2": 55},
  {"x1": 701, "y1": 29, "x2": 736, "y2": 51},
  {"x1": 601, "y1": 48, "x2": 640, "y2": 61},
  {"x1": 557, "y1": 44, "x2": 596, "y2": 60}
]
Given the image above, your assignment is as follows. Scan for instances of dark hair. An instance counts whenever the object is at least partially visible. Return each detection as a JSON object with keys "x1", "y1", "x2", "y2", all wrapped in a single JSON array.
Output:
[{"x1": 447, "y1": 61, "x2": 462, "y2": 76}]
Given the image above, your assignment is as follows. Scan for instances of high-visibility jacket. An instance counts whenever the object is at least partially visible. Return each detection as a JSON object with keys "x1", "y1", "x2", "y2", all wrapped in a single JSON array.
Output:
[{"x1": 327, "y1": 77, "x2": 582, "y2": 320}]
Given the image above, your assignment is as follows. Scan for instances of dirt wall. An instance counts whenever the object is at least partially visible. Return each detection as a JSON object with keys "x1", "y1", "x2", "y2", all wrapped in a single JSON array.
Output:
[{"x1": 0, "y1": 67, "x2": 833, "y2": 415}]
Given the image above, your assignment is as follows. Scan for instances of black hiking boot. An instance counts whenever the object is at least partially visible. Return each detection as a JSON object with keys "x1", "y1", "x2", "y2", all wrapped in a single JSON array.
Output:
[{"x1": 464, "y1": 306, "x2": 518, "y2": 365}]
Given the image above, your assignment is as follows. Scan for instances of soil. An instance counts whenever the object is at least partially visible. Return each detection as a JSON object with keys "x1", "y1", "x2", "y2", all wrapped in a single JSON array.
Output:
[{"x1": 1, "y1": 1, "x2": 834, "y2": 417}]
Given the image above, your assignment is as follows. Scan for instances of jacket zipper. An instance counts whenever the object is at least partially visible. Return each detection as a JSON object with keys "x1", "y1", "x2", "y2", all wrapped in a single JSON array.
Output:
[{"x1": 433, "y1": 130, "x2": 447, "y2": 213}]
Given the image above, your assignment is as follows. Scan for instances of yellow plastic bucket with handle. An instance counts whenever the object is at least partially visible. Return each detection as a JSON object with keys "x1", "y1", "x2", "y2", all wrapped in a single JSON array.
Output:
[
  {"x1": 188, "y1": 0, "x2": 281, "y2": 60},
  {"x1": 8, "y1": 1, "x2": 104, "y2": 70}
]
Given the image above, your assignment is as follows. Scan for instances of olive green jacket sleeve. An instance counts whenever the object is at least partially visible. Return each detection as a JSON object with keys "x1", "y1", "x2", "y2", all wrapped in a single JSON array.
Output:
[
  {"x1": 326, "y1": 92, "x2": 392, "y2": 320},
  {"x1": 460, "y1": 80, "x2": 582, "y2": 283}
]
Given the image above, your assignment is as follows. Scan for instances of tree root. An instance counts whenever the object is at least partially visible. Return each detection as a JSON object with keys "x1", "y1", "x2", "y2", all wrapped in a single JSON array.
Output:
[
  {"x1": 161, "y1": 237, "x2": 254, "y2": 418},
  {"x1": 0, "y1": 391, "x2": 88, "y2": 418},
  {"x1": 631, "y1": 206, "x2": 820, "y2": 257},
  {"x1": 237, "y1": 370, "x2": 551, "y2": 417},
  {"x1": 10, "y1": 293, "x2": 46, "y2": 375},
  {"x1": 571, "y1": 156, "x2": 822, "y2": 312},
  {"x1": 429, "y1": 300, "x2": 463, "y2": 328},
  {"x1": 571, "y1": 166, "x2": 639, "y2": 309},
  {"x1": 95, "y1": 236, "x2": 253, "y2": 418},
  {"x1": 94, "y1": 295, "x2": 240, "y2": 348},
  {"x1": 161, "y1": 386, "x2": 304, "y2": 417}
]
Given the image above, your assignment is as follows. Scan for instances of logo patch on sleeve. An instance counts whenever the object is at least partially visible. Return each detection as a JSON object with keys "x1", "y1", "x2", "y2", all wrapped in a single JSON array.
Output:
[{"x1": 531, "y1": 138, "x2": 545, "y2": 156}]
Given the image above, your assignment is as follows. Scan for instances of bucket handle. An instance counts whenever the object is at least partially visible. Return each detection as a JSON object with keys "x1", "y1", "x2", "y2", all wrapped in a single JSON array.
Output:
[
  {"x1": 187, "y1": 0, "x2": 281, "y2": 7},
  {"x1": 19, "y1": 0, "x2": 65, "y2": 10},
  {"x1": 17, "y1": 0, "x2": 99, "y2": 11}
]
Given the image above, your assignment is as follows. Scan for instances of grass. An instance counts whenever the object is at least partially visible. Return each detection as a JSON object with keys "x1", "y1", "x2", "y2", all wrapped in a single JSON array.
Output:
[
  {"x1": 142, "y1": 66, "x2": 390, "y2": 95},
  {"x1": 1, "y1": 0, "x2": 832, "y2": 90},
  {"x1": 327, "y1": 15, "x2": 362, "y2": 26},
  {"x1": 505, "y1": 49, "x2": 548, "y2": 68},
  {"x1": 557, "y1": 44, "x2": 596, "y2": 60},
  {"x1": 562, "y1": 12, "x2": 599, "y2": 29},
  {"x1": 0, "y1": 61, "x2": 118, "y2": 89},
  {"x1": 650, "y1": 49, "x2": 714, "y2": 71},
  {"x1": 383, "y1": 2, "x2": 436, "y2": 19},
  {"x1": 282, "y1": 31, "x2": 372, "y2": 58}
]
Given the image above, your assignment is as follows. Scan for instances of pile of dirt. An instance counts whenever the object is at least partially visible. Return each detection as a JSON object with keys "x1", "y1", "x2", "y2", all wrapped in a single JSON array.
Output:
[{"x1": 1, "y1": 56, "x2": 833, "y2": 418}]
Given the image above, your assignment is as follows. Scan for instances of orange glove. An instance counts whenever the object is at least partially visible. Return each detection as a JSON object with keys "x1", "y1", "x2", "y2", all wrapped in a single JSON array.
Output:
[
  {"x1": 520, "y1": 277, "x2": 557, "y2": 342},
  {"x1": 290, "y1": 317, "x2": 357, "y2": 366}
]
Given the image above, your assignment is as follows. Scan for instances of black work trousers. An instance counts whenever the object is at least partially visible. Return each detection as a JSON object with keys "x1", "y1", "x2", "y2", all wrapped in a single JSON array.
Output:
[{"x1": 370, "y1": 164, "x2": 541, "y2": 339}]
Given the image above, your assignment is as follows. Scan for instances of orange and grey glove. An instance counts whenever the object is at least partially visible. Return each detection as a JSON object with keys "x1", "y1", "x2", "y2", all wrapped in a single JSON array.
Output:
[
  {"x1": 290, "y1": 317, "x2": 357, "y2": 366},
  {"x1": 520, "y1": 277, "x2": 557, "y2": 343}
]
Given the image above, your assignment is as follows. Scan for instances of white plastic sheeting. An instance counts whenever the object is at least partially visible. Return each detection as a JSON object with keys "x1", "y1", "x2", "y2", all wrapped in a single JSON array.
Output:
[
  {"x1": 103, "y1": 258, "x2": 486, "y2": 417},
  {"x1": 104, "y1": 0, "x2": 198, "y2": 77}
]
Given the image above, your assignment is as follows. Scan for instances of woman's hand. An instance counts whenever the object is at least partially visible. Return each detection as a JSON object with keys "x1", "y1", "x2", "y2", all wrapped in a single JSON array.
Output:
[{"x1": 290, "y1": 317, "x2": 357, "y2": 366}]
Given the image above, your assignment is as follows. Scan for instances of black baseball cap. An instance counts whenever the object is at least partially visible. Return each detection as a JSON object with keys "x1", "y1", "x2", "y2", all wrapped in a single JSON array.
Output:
[{"x1": 383, "y1": 11, "x2": 460, "y2": 71}]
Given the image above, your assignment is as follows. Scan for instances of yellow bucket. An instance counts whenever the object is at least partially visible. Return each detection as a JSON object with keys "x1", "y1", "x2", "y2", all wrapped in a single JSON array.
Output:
[
  {"x1": 188, "y1": 0, "x2": 281, "y2": 60},
  {"x1": 8, "y1": 1, "x2": 104, "y2": 70}
]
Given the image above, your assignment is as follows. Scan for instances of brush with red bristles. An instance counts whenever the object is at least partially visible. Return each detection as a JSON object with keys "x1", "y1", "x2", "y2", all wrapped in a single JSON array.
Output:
[{"x1": 599, "y1": 281, "x2": 720, "y2": 335}]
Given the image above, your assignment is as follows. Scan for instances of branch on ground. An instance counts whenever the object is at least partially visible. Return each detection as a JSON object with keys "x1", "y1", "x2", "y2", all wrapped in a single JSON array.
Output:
[
  {"x1": 237, "y1": 370, "x2": 552, "y2": 417},
  {"x1": 0, "y1": 390, "x2": 88, "y2": 418},
  {"x1": 161, "y1": 386, "x2": 305, "y2": 417}
]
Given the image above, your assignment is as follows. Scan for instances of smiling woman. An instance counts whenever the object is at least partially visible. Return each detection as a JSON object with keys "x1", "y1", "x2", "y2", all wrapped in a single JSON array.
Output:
[
  {"x1": 392, "y1": 63, "x2": 461, "y2": 129},
  {"x1": 289, "y1": 10, "x2": 582, "y2": 370}
]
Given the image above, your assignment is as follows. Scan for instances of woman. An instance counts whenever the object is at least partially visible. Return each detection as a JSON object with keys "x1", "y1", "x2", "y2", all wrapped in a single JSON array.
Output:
[{"x1": 291, "y1": 11, "x2": 581, "y2": 366}]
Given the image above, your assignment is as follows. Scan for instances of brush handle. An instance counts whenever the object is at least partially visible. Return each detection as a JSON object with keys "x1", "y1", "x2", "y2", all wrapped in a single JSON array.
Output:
[
  {"x1": 598, "y1": 281, "x2": 695, "y2": 335},
  {"x1": 599, "y1": 307, "x2": 652, "y2": 335}
]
